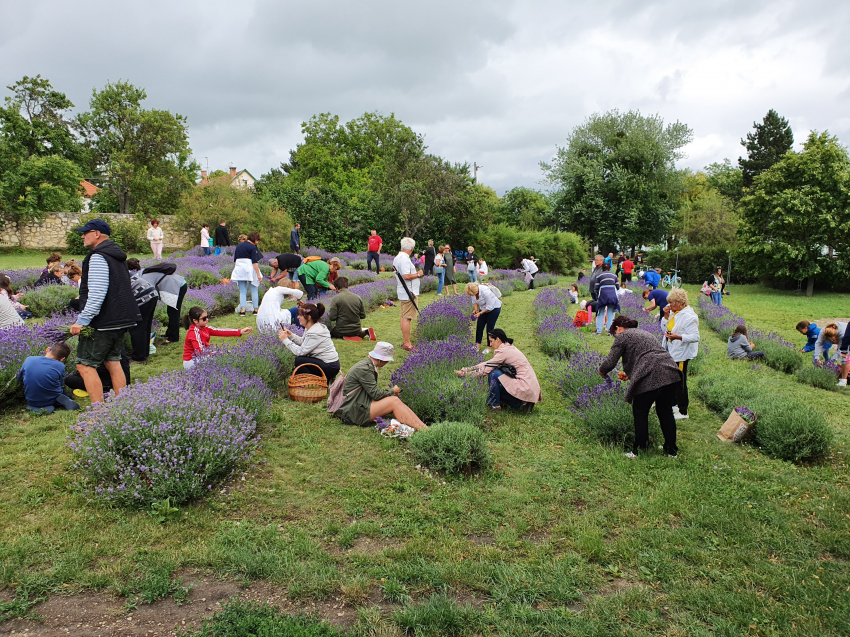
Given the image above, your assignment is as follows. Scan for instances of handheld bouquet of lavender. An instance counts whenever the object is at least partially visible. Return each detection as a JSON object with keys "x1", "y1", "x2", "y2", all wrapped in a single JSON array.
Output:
[{"x1": 56, "y1": 324, "x2": 94, "y2": 340}]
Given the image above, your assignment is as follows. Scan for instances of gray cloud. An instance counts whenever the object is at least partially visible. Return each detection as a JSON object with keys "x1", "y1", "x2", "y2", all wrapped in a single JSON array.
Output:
[{"x1": 1, "y1": 0, "x2": 848, "y2": 193}]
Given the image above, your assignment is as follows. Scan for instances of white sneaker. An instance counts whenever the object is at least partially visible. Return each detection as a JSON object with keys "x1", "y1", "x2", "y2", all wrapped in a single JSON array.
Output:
[
  {"x1": 672, "y1": 406, "x2": 680, "y2": 414},
  {"x1": 838, "y1": 379, "x2": 847, "y2": 387},
  {"x1": 674, "y1": 413, "x2": 689, "y2": 420},
  {"x1": 624, "y1": 452, "x2": 637, "y2": 459}
]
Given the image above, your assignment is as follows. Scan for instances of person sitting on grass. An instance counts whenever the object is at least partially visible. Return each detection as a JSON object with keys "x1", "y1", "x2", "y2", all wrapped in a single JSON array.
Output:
[
  {"x1": 182, "y1": 306, "x2": 252, "y2": 370},
  {"x1": 0, "y1": 273, "x2": 32, "y2": 319},
  {"x1": 329, "y1": 277, "x2": 376, "y2": 341},
  {"x1": 796, "y1": 320, "x2": 830, "y2": 362},
  {"x1": 643, "y1": 267, "x2": 661, "y2": 290},
  {"x1": 727, "y1": 325, "x2": 765, "y2": 361},
  {"x1": 335, "y1": 342, "x2": 427, "y2": 431},
  {"x1": 455, "y1": 328, "x2": 541, "y2": 413},
  {"x1": 568, "y1": 283, "x2": 580, "y2": 304},
  {"x1": 16, "y1": 342, "x2": 79, "y2": 413},
  {"x1": 36, "y1": 263, "x2": 64, "y2": 287},
  {"x1": 813, "y1": 322, "x2": 846, "y2": 368}
]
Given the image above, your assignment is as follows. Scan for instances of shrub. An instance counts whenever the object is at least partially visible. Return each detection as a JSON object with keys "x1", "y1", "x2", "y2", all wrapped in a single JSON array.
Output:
[
  {"x1": 549, "y1": 350, "x2": 606, "y2": 403},
  {"x1": 194, "y1": 332, "x2": 294, "y2": 394},
  {"x1": 184, "y1": 268, "x2": 221, "y2": 289},
  {"x1": 537, "y1": 313, "x2": 585, "y2": 358},
  {"x1": 183, "y1": 599, "x2": 344, "y2": 637},
  {"x1": 408, "y1": 422, "x2": 491, "y2": 476},
  {"x1": 755, "y1": 337, "x2": 803, "y2": 374},
  {"x1": 390, "y1": 336, "x2": 488, "y2": 424},
  {"x1": 416, "y1": 296, "x2": 472, "y2": 342},
  {"x1": 68, "y1": 370, "x2": 261, "y2": 507},
  {"x1": 795, "y1": 364, "x2": 840, "y2": 391},
  {"x1": 754, "y1": 404, "x2": 833, "y2": 462},
  {"x1": 65, "y1": 213, "x2": 151, "y2": 255},
  {"x1": 695, "y1": 372, "x2": 759, "y2": 415},
  {"x1": 687, "y1": 342, "x2": 709, "y2": 376},
  {"x1": 4, "y1": 267, "x2": 42, "y2": 290},
  {"x1": 17, "y1": 283, "x2": 79, "y2": 317},
  {"x1": 467, "y1": 224, "x2": 586, "y2": 273},
  {"x1": 573, "y1": 379, "x2": 662, "y2": 447}
]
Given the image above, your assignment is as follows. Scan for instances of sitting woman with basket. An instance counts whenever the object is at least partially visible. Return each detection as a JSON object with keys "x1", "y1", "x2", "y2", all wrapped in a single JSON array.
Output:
[{"x1": 277, "y1": 302, "x2": 341, "y2": 382}]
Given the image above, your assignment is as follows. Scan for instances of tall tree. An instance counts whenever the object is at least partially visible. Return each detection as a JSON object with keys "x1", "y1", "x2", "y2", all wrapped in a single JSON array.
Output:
[
  {"x1": 739, "y1": 109, "x2": 794, "y2": 188},
  {"x1": 738, "y1": 131, "x2": 850, "y2": 296},
  {"x1": 78, "y1": 80, "x2": 195, "y2": 215},
  {"x1": 675, "y1": 171, "x2": 738, "y2": 246},
  {"x1": 0, "y1": 76, "x2": 86, "y2": 225},
  {"x1": 542, "y1": 109, "x2": 692, "y2": 250},
  {"x1": 704, "y1": 159, "x2": 744, "y2": 203},
  {"x1": 497, "y1": 187, "x2": 553, "y2": 231}
]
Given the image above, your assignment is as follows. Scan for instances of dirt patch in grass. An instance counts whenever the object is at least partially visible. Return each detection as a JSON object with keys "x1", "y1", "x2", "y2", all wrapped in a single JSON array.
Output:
[
  {"x1": 466, "y1": 534, "x2": 495, "y2": 545},
  {"x1": 347, "y1": 536, "x2": 402, "y2": 555},
  {"x1": 813, "y1": 318, "x2": 850, "y2": 327}
]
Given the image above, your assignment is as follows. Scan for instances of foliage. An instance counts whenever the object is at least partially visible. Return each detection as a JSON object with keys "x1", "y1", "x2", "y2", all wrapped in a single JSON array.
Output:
[
  {"x1": 754, "y1": 403, "x2": 833, "y2": 462},
  {"x1": 184, "y1": 267, "x2": 221, "y2": 289},
  {"x1": 543, "y1": 109, "x2": 692, "y2": 250},
  {"x1": 408, "y1": 421, "x2": 491, "y2": 476},
  {"x1": 149, "y1": 497, "x2": 182, "y2": 523},
  {"x1": 182, "y1": 599, "x2": 345, "y2": 636},
  {"x1": 77, "y1": 80, "x2": 197, "y2": 216},
  {"x1": 467, "y1": 224, "x2": 585, "y2": 273},
  {"x1": 752, "y1": 336, "x2": 803, "y2": 374},
  {"x1": 739, "y1": 109, "x2": 794, "y2": 188},
  {"x1": 644, "y1": 243, "x2": 755, "y2": 285},
  {"x1": 416, "y1": 295, "x2": 472, "y2": 342},
  {"x1": 738, "y1": 131, "x2": 850, "y2": 294},
  {"x1": 175, "y1": 174, "x2": 293, "y2": 250},
  {"x1": 65, "y1": 212, "x2": 152, "y2": 255},
  {"x1": 574, "y1": 379, "x2": 663, "y2": 448},
  {"x1": 704, "y1": 159, "x2": 744, "y2": 203},
  {"x1": 675, "y1": 171, "x2": 739, "y2": 246},
  {"x1": 18, "y1": 283, "x2": 79, "y2": 317},
  {"x1": 496, "y1": 186, "x2": 553, "y2": 230},
  {"x1": 795, "y1": 364, "x2": 840, "y2": 391},
  {"x1": 0, "y1": 75, "x2": 87, "y2": 225}
]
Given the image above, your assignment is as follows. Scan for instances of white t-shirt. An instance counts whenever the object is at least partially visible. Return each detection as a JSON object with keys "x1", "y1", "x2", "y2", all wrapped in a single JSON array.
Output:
[
  {"x1": 256, "y1": 286, "x2": 304, "y2": 331},
  {"x1": 478, "y1": 260, "x2": 488, "y2": 276},
  {"x1": 522, "y1": 259, "x2": 539, "y2": 275},
  {"x1": 393, "y1": 252, "x2": 420, "y2": 300}
]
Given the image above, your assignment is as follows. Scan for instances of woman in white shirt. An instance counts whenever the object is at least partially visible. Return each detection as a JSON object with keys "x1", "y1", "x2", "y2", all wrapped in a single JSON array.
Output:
[
  {"x1": 477, "y1": 258, "x2": 488, "y2": 278},
  {"x1": 147, "y1": 219, "x2": 164, "y2": 259},
  {"x1": 521, "y1": 256, "x2": 538, "y2": 290},
  {"x1": 278, "y1": 302, "x2": 341, "y2": 382},
  {"x1": 256, "y1": 282, "x2": 304, "y2": 332},
  {"x1": 465, "y1": 282, "x2": 502, "y2": 352},
  {"x1": 661, "y1": 288, "x2": 700, "y2": 421},
  {"x1": 200, "y1": 224, "x2": 211, "y2": 256}
]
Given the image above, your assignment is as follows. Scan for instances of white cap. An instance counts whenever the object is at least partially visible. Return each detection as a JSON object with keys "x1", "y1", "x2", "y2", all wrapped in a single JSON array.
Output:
[{"x1": 369, "y1": 342, "x2": 394, "y2": 362}]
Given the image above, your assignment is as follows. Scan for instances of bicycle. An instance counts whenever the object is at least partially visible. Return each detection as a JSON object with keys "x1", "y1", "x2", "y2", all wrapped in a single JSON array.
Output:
[{"x1": 661, "y1": 269, "x2": 682, "y2": 288}]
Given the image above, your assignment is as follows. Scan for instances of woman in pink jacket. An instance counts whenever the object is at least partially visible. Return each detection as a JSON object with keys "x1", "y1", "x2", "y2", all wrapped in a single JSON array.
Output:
[{"x1": 455, "y1": 328, "x2": 541, "y2": 413}]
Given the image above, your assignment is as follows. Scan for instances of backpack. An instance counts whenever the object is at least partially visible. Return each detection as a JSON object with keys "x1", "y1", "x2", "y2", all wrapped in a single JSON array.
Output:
[
  {"x1": 483, "y1": 282, "x2": 502, "y2": 299},
  {"x1": 327, "y1": 375, "x2": 361, "y2": 415},
  {"x1": 573, "y1": 310, "x2": 589, "y2": 327}
]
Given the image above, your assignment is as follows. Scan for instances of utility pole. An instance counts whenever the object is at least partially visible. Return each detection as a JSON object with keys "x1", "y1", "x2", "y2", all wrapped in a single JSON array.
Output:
[{"x1": 473, "y1": 162, "x2": 482, "y2": 183}]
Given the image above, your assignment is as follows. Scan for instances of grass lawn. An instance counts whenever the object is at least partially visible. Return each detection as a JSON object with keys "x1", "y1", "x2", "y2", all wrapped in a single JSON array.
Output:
[
  {"x1": 0, "y1": 249, "x2": 172, "y2": 271},
  {"x1": 0, "y1": 271, "x2": 848, "y2": 634}
]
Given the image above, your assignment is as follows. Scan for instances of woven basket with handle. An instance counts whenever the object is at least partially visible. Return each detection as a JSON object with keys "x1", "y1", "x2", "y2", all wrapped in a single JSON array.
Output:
[{"x1": 288, "y1": 363, "x2": 328, "y2": 403}]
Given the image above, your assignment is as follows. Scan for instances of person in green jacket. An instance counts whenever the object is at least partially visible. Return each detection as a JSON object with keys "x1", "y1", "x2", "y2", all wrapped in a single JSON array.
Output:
[
  {"x1": 335, "y1": 342, "x2": 426, "y2": 430},
  {"x1": 297, "y1": 258, "x2": 340, "y2": 300},
  {"x1": 328, "y1": 277, "x2": 376, "y2": 341}
]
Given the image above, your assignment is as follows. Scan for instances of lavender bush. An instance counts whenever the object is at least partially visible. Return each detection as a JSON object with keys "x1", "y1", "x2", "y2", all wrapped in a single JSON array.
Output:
[
  {"x1": 391, "y1": 336, "x2": 488, "y2": 424},
  {"x1": 408, "y1": 422, "x2": 491, "y2": 476},
  {"x1": 18, "y1": 283, "x2": 80, "y2": 317},
  {"x1": 68, "y1": 370, "x2": 261, "y2": 507},
  {"x1": 549, "y1": 350, "x2": 606, "y2": 402},
  {"x1": 573, "y1": 379, "x2": 662, "y2": 447},
  {"x1": 416, "y1": 296, "x2": 473, "y2": 343},
  {"x1": 795, "y1": 363, "x2": 840, "y2": 391},
  {"x1": 192, "y1": 331, "x2": 295, "y2": 394},
  {"x1": 4, "y1": 267, "x2": 42, "y2": 290}
]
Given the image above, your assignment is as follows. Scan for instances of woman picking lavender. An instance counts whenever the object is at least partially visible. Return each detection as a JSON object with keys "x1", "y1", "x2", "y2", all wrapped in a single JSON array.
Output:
[
  {"x1": 277, "y1": 303, "x2": 341, "y2": 382},
  {"x1": 598, "y1": 316, "x2": 682, "y2": 458},
  {"x1": 456, "y1": 328, "x2": 541, "y2": 412},
  {"x1": 465, "y1": 282, "x2": 501, "y2": 353},
  {"x1": 182, "y1": 306, "x2": 252, "y2": 369}
]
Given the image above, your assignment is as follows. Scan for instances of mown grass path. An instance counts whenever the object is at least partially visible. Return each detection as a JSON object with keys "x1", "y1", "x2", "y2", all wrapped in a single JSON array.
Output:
[{"x1": 0, "y1": 281, "x2": 848, "y2": 634}]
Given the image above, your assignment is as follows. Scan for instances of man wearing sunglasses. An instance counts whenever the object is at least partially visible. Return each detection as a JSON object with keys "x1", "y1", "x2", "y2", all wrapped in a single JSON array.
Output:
[{"x1": 68, "y1": 219, "x2": 141, "y2": 403}]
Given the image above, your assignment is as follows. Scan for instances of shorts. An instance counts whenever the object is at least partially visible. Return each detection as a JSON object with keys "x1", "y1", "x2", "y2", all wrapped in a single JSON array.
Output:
[
  {"x1": 76, "y1": 328, "x2": 127, "y2": 368},
  {"x1": 401, "y1": 298, "x2": 418, "y2": 321},
  {"x1": 287, "y1": 268, "x2": 298, "y2": 282}
]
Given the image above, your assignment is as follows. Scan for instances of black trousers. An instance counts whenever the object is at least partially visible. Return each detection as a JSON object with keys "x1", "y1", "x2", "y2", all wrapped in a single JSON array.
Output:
[
  {"x1": 632, "y1": 381, "x2": 679, "y2": 455},
  {"x1": 676, "y1": 359, "x2": 690, "y2": 415},
  {"x1": 165, "y1": 283, "x2": 188, "y2": 343},
  {"x1": 294, "y1": 356, "x2": 341, "y2": 383},
  {"x1": 366, "y1": 251, "x2": 380, "y2": 273},
  {"x1": 128, "y1": 298, "x2": 157, "y2": 362}
]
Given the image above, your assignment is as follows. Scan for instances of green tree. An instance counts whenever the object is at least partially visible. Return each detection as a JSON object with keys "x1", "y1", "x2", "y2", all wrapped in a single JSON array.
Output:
[
  {"x1": 738, "y1": 131, "x2": 850, "y2": 296},
  {"x1": 675, "y1": 171, "x2": 739, "y2": 246},
  {"x1": 78, "y1": 80, "x2": 196, "y2": 216},
  {"x1": 0, "y1": 76, "x2": 86, "y2": 225},
  {"x1": 497, "y1": 187, "x2": 552, "y2": 230},
  {"x1": 739, "y1": 109, "x2": 794, "y2": 188},
  {"x1": 542, "y1": 109, "x2": 692, "y2": 250},
  {"x1": 704, "y1": 159, "x2": 744, "y2": 203}
]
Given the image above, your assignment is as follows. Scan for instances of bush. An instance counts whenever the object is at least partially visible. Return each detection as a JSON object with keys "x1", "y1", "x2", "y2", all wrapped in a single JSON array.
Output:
[
  {"x1": 550, "y1": 350, "x2": 607, "y2": 403},
  {"x1": 573, "y1": 379, "x2": 662, "y2": 447},
  {"x1": 695, "y1": 372, "x2": 759, "y2": 415},
  {"x1": 687, "y1": 343, "x2": 709, "y2": 376},
  {"x1": 18, "y1": 284, "x2": 79, "y2": 317},
  {"x1": 194, "y1": 332, "x2": 294, "y2": 394},
  {"x1": 468, "y1": 224, "x2": 586, "y2": 274},
  {"x1": 68, "y1": 370, "x2": 262, "y2": 507},
  {"x1": 65, "y1": 213, "x2": 151, "y2": 255},
  {"x1": 408, "y1": 422, "x2": 491, "y2": 476},
  {"x1": 644, "y1": 244, "x2": 757, "y2": 285},
  {"x1": 416, "y1": 296, "x2": 472, "y2": 342},
  {"x1": 184, "y1": 267, "x2": 221, "y2": 289},
  {"x1": 756, "y1": 338, "x2": 803, "y2": 374},
  {"x1": 795, "y1": 363, "x2": 839, "y2": 391},
  {"x1": 754, "y1": 404, "x2": 833, "y2": 462},
  {"x1": 183, "y1": 599, "x2": 345, "y2": 637}
]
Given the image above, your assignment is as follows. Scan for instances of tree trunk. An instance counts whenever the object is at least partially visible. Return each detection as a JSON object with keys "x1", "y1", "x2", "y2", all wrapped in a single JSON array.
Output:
[
  {"x1": 806, "y1": 276, "x2": 815, "y2": 297},
  {"x1": 119, "y1": 190, "x2": 130, "y2": 215}
]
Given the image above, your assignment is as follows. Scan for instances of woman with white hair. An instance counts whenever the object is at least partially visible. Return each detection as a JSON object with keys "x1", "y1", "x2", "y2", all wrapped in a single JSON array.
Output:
[
  {"x1": 466, "y1": 282, "x2": 502, "y2": 352},
  {"x1": 465, "y1": 246, "x2": 478, "y2": 282},
  {"x1": 661, "y1": 288, "x2": 700, "y2": 421}
]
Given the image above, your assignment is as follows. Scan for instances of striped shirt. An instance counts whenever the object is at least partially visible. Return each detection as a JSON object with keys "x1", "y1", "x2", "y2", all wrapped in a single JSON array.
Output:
[{"x1": 77, "y1": 254, "x2": 109, "y2": 327}]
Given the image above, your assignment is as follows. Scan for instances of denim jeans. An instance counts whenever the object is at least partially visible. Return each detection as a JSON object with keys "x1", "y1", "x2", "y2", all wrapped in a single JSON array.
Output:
[
  {"x1": 595, "y1": 305, "x2": 616, "y2": 334},
  {"x1": 487, "y1": 370, "x2": 526, "y2": 409},
  {"x1": 711, "y1": 291, "x2": 722, "y2": 306},
  {"x1": 467, "y1": 266, "x2": 478, "y2": 283},
  {"x1": 237, "y1": 280, "x2": 259, "y2": 311},
  {"x1": 435, "y1": 269, "x2": 445, "y2": 294},
  {"x1": 203, "y1": 246, "x2": 212, "y2": 256},
  {"x1": 475, "y1": 307, "x2": 501, "y2": 345},
  {"x1": 367, "y1": 251, "x2": 380, "y2": 273}
]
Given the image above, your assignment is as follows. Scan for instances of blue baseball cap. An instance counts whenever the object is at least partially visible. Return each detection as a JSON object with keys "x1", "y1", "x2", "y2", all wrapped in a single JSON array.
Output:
[{"x1": 74, "y1": 219, "x2": 112, "y2": 235}]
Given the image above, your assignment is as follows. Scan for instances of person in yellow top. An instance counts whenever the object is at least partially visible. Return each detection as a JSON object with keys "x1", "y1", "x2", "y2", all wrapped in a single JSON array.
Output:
[{"x1": 147, "y1": 219, "x2": 164, "y2": 259}]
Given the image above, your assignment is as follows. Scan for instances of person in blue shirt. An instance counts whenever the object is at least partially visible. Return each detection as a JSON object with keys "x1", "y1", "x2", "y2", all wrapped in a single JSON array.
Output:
[
  {"x1": 643, "y1": 268, "x2": 661, "y2": 289},
  {"x1": 603, "y1": 252, "x2": 614, "y2": 268},
  {"x1": 17, "y1": 342, "x2": 80, "y2": 413},
  {"x1": 642, "y1": 288, "x2": 669, "y2": 321},
  {"x1": 797, "y1": 320, "x2": 830, "y2": 363}
]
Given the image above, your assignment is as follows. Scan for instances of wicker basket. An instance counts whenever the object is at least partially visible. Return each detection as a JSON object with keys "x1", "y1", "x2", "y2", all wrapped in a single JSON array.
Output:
[{"x1": 288, "y1": 363, "x2": 329, "y2": 403}]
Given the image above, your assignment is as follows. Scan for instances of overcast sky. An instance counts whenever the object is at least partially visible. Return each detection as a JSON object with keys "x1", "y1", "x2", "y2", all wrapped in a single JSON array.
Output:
[{"x1": 2, "y1": 0, "x2": 848, "y2": 194}]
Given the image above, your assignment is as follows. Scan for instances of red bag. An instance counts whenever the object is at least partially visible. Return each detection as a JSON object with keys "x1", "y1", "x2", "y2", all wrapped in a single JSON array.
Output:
[{"x1": 573, "y1": 310, "x2": 589, "y2": 327}]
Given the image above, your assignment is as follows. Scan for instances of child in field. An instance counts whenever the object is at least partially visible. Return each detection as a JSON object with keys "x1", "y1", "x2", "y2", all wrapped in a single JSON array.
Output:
[
  {"x1": 569, "y1": 284, "x2": 580, "y2": 304},
  {"x1": 727, "y1": 325, "x2": 764, "y2": 361},
  {"x1": 17, "y1": 342, "x2": 80, "y2": 413},
  {"x1": 182, "y1": 306, "x2": 252, "y2": 369},
  {"x1": 796, "y1": 320, "x2": 831, "y2": 363}
]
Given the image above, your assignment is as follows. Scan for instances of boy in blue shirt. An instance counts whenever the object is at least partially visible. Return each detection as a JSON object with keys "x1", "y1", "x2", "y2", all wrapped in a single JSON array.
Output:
[
  {"x1": 17, "y1": 342, "x2": 80, "y2": 413},
  {"x1": 642, "y1": 288, "x2": 669, "y2": 321},
  {"x1": 797, "y1": 320, "x2": 830, "y2": 363}
]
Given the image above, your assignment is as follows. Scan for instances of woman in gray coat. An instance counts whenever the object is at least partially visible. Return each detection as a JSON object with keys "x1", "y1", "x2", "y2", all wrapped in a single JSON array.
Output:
[{"x1": 598, "y1": 316, "x2": 683, "y2": 458}]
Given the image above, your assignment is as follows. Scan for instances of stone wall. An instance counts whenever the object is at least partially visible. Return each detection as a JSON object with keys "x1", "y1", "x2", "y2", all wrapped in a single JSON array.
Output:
[{"x1": 0, "y1": 213, "x2": 191, "y2": 249}]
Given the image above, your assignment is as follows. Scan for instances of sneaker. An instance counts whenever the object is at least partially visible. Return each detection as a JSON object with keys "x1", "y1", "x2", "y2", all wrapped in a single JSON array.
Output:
[
  {"x1": 672, "y1": 405, "x2": 680, "y2": 414},
  {"x1": 490, "y1": 405, "x2": 502, "y2": 410},
  {"x1": 837, "y1": 379, "x2": 847, "y2": 387},
  {"x1": 667, "y1": 454, "x2": 678, "y2": 459},
  {"x1": 253, "y1": 309, "x2": 258, "y2": 315},
  {"x1": 674, "y1": 413, "x2": 689, "y2": 420},
  {"x1": 624, "y1": 452, "x2": 637, "y2": 459},
  {"x1": 367, "y1": 327, "x2": 376, "y2": 341},
  {"x1": 239, "y1": 310, "x2": 246, "y2": 317}
]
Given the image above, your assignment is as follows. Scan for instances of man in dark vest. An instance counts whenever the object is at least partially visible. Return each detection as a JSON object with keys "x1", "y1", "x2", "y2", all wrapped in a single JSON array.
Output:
[{"x1": 69, "y1": 219, "x2": 142, "y2": 403}]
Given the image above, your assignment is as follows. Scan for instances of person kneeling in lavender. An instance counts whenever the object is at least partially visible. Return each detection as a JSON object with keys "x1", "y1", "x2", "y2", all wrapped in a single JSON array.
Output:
[{"x1": 455, "y1": 328, "x2": 541, "y2": 413}]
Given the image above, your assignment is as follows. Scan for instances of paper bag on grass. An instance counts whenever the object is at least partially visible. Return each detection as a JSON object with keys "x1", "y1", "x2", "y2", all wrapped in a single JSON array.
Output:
[{"x1": 717, "y1": 408, "x2": 756, "y2": 443}]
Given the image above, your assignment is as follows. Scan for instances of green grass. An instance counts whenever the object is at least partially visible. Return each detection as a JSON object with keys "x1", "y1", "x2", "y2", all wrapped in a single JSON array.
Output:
[
  {"x1": 0, "y1": 270, "x2": 848, "y2": 634},
  {"x1": 0, "y1": 248, "x2": 172, "y2": 271}
]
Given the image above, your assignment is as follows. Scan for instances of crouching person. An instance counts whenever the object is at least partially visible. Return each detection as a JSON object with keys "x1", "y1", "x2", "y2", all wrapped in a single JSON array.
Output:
[
  {"x1": 455, "y1": 328, "x2": 542, "y2": 412},
  {"x1": 329, "y1": 277, "x2": 376, "y2": 341},
  {"x1": 335, "y1": 342, "x2": 426, "y2": 430},
  {"x1": 17, "y1": 342, "x2": 79, "y2": 413},
  {"x1": 727, "y1": 325, "x2": 764, "y2": 361}
]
